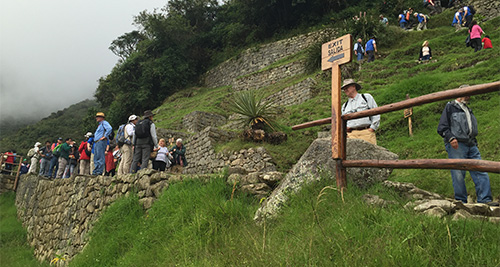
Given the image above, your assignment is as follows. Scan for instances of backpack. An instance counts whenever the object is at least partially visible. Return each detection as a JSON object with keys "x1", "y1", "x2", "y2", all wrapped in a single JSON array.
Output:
[
  {"x1": 116, "y1": 124, "x2": 132, "y2": 147},
  {"x1": 135, "y1": 119, "x2": 151, "y2": 139},
  {"x1": 108, "y1": 130, "x2": 115, "y2": 141},
  {"x1": 468, "y1": 6, "x2": 476, "y2": 15},
  {"x1": 52, "y1": 144, "x2": 62, "y2": 157},
  {"x1": 27, "y1": 148, "x2": 35, "y2": 158},
  {"x1": 343, "y1": 94, "x2": 370, "y2": 112}
]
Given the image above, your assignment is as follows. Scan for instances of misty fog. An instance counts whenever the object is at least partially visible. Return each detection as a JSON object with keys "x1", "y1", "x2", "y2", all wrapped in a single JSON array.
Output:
[{"x1": 0, "y1": 0, "x2": 167, "y2": 125}]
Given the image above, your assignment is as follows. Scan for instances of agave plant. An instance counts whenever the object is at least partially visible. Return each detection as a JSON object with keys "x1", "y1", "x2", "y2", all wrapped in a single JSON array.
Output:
[{"x1": 230, "y1": 90, "x2": 277, "y2": 131}]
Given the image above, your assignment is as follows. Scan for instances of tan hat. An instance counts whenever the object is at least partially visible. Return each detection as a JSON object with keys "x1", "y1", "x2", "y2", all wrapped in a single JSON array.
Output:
[
  {"x1": 95, "y1": 112, "x2": 105, "y2": 118},
  {"x1": 341, "y1": 78, "x2": 362, "y2": 91}
]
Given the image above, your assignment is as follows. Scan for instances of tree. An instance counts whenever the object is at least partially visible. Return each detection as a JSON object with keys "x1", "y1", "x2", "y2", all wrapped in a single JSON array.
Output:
[{"x1": 109, "y1": 31, "x2": 145, "y2": 62}]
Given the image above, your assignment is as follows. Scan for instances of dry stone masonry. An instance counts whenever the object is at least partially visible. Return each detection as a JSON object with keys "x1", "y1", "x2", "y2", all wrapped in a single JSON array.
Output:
[
  {"x1": 182, "y1": 111, "x2": 227, "y2": 133},
  {"x1": 266, "y1": 78, "x2": 317, "y2": 107},
  {"x1": 14, "y1": 170, "x2": 170, "y2": 263},
  {"x1": 0, "y1": 174, "x2": 16, "y2": 193},
  {"x1": 204, "y1": 29, "x2": 335, "y2": 88},
  {"x1": 232, "y1": 60, "x2": 307, "y2": 91}
]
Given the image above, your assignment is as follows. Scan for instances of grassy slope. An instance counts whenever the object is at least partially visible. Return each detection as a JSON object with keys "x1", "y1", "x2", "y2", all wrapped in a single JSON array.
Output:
[
  {"x1": 0, "y1": 193, "x2": 49, "y2": 267},
  {"x1": 69, "y1": 177, "x2": 500, "y2": 266}
]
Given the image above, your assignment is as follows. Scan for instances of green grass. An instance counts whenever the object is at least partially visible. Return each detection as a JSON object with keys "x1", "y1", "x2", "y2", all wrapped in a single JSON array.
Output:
[
  {"x1": 0, "y1": 192, "x2": 48, "y2": 267},
  {"x1": 66, "y1": 176, "x2": 500, "y2": 266}
]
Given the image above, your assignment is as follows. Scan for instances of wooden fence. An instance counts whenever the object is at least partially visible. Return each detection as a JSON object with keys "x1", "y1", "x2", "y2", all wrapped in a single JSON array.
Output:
[{"x1": 292, "y1": 81, "x2": 500, "y2": 188}]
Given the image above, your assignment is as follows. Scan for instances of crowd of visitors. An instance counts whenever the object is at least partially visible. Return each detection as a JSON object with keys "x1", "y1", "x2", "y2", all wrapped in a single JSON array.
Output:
[{"x1": 1, "y1": 111, "x2": 188, "y2": 179}]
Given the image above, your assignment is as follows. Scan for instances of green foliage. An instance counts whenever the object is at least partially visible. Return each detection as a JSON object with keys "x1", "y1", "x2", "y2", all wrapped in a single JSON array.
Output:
[
  {"x1": 230, "y1": 90, "x2": 277, "y2": 130},
  {"x1": 0, "y1": 192, "x2": 49, "y2": 267}
]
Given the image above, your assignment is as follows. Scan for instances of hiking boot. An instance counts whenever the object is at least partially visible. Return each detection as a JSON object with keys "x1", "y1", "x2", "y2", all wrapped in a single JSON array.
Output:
[{"x1": 486, "y1": 201, "x2": 499, "y2": 207}]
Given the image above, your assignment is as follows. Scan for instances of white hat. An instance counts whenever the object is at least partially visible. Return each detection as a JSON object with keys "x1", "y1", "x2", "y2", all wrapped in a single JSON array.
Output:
[
  {"x1": 85, "y1": 132, "x2": 93, "y2": 138},
  {"x1": 35, "y1": 142, "x2": 41, "y2": 147},
  {"x1": 128, "y1": 114, "x2": 138, "y2": 121}
]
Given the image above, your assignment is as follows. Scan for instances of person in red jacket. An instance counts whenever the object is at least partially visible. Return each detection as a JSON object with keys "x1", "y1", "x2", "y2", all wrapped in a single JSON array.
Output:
[
  {"x1": 482, "y1": 35, "x2": 492, "y2": 49},
  {"x1": 78, "y1": 132, "x2": 92, "y2": 175},
  {"x1": 105, "y1": 145, "x2": 117, "y2": 177}
]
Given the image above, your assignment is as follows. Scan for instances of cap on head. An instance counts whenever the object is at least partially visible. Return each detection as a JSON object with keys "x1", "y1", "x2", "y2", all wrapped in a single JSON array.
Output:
[
  {"x1": 143, "y1": 110, "x2": 154, "y2": 118},
  {"x1": 95, "y1": 112, "x2": 105, "y2": 118},
  {"x1": 35, "y1": 142, "x2": 41, "y2": 147},
  {"x1": 341, "y1": 78, "x2": 362, "y2": 91},
  {"x1": 128, "y1": 114, "x2": 138, "y2": 121},
  {"x1": 58, "y1": 137, "x2": 63, "y2": 140},
  {"x1": 85, "y1": 132, "x2": 93, "y2": 138}
]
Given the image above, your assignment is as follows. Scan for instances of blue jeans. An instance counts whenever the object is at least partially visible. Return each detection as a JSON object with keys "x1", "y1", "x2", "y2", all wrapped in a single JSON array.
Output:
[
  {"x1": 357, "y1": 53, "x2": 363, "y2": 61},
  {"x1": 400, "y1": 21, "x2": 407, "y2": 29},
  {"x1": 48, "y1": 156, "x2": 59, "y2": 178},
  {"x1": 445, "y1": 142, "x2": 492, "y2": 203},
  {"x1": 421, "y1": 55, "x2": 430, "y2": 61},
  {"x1": 93, "y1": 140, "x2": 107, "y2": 175}
]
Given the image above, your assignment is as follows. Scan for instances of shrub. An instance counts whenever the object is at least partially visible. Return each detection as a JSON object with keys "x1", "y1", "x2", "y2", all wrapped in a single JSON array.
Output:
[{"x1": 230, "y1": 90, "x2": 277, "y2": 131}]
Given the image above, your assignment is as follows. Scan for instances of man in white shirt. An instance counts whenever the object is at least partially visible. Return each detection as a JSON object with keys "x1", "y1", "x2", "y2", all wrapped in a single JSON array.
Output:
[
  {"x1": 341, "y1": 79, "x2": 380, "y2": 145},
  {"x1": 118, "y1": 114, "x2": 138, "y2": 175}
]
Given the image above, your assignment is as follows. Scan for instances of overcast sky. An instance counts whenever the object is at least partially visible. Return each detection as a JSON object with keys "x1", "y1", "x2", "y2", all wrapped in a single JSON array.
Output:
[{"x1": 0, "y1": 0, "x2": 168, "y2": 123}]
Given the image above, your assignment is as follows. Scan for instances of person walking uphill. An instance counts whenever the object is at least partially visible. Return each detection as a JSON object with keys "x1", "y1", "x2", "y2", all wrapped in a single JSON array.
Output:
[
  {"x1": 353, "y1": 38, "x2": 364, "y2": 62},
  {"x1": 341, "y1": 79, "x2": 380, "y2": 145},
  {"x1": 437, "y1": 85, "x2": 498, "y2": 206},
  {"x1": 365, "y1": 37, "x2": 377, "y2": 63},
  {"x1": 469, "y1": 20, "x2": 484, "y2": 52},
  {"x1": 130, "y1": 110, "x2": 158, "y2": 172},
  {"x1": 93, "y1": 112, "x2": 112, "y2": 175}
]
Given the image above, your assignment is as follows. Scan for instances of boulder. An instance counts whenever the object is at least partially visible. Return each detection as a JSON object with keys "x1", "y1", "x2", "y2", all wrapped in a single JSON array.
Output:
[
  {"x1": 260, "y1": 171, "x2": 283, "y2": 187},
  {"x1": 423, "y1": 207, "x2": 447, "y2": 218},
  {"x1": 452, "y1": 209, "x2": 472, "y2": 221},
  {"x1": 362, "y1": 194, "x2": 396, "y2": 207},
  {"x1": 254, "y1": 138, "x2": 398, "y2": 222},
  {"x1": 414, "y1": 200, "x2": 455, "y2": 213},
  {"x1": 241, "y1": 183, "x2": 272, "y2": 199}
]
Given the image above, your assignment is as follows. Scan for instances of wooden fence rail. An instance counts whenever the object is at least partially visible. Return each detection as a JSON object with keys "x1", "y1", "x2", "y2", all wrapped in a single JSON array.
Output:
[{"x1": 292, "y1": 81, "x2": 500, "y2": 188}]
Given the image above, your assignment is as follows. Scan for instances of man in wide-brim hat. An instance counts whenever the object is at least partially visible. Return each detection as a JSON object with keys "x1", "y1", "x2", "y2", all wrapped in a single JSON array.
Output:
[
  {"x1": 130, "y1": 110, "x2": 159, "y2": 172},
  {"x1": 341, "y1": 78, "x2": 380, "y2": 145},
  {"x1": 93, "y1": 112, "x2": 112, "y2": 175}
]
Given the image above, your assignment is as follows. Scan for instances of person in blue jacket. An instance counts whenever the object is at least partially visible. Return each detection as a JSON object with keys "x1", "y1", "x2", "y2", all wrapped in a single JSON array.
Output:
[
  {"x1": 92, "y1": 112, "x2": 112, "y2": 175},
  {"x1": 452, "y1": 8, "x2": 463, "y2": 31},
  {"x1": 365, "y1": 37, "x2": 377, "y2": 63},
  {"x1": 398, "y1": 13, "x2": 407, "y2": 29}
]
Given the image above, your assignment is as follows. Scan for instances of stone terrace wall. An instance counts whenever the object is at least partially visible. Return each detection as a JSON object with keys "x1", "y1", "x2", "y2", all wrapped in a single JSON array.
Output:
[
  {"x1": 15, "y1": 170, "x2": 169, "y2": 263},
  {"x1": 182, "y1": 111, "x2": 227, "y2": 133},
  {"x1": 183, "y1": 127, "x2": 277, "y2": 175},
  {"x1": 204, "y1": 29, "x2": 335, "y2": 88},
  {"x1": 266, "y1": 78, "x2": 317, "y2": 106},
  {"x1": 232, "y1": 60, "x2": 306, "y2": 91},
  {"x1": 0, "y1": 174, "x2": 16, "y2": 194},
  {"x1": 472, "y1": 0, "x2": 500, "y2": 20}
]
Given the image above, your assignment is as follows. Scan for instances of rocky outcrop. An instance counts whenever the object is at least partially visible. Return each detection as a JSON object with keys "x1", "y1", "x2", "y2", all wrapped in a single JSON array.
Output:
[
  {"x1": 382, "y1": 181, "x2": 500, "y2": 223},
  {"x1": 254, "y1": 138, "x2": 398, "y2": 222},
  {"x1": 14, "y1": 170, "x2": 170, "y2": 263},
  {"x1": 204, "y1": 29, "x2": 335, "y2": 88}
]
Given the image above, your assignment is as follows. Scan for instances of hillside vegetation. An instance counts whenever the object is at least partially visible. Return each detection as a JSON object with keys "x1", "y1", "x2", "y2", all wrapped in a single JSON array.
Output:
[
  {"x1": 1, "y1": 2, "x2": 500, "y2": 267},
  {"x1": 0, "y1": 100, "x2": 98, "y2": 155}
]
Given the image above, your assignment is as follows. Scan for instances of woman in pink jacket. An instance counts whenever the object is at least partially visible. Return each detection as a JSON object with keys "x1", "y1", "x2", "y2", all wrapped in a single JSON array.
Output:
[{"x1": 469, "y1": 20, "x2": 484, "y2": 52}]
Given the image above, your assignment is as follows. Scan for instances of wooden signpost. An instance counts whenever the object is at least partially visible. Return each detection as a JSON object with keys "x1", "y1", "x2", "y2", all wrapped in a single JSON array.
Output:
[
  {"x1": 321, "y1": 34, "x2": 352, "y2": 189},
  {"x1": 404, "y1": 94, "x2": 413, "y2": 136}
]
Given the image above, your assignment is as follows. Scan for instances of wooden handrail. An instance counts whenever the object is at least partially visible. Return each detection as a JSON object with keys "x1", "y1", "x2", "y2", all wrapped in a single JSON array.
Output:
[
  {"x1": 343, "y1": 159, "x2": 500, "y2": 173},
  {"x1": 292, "y1": 81, "x2": 500, "y2": 130}
]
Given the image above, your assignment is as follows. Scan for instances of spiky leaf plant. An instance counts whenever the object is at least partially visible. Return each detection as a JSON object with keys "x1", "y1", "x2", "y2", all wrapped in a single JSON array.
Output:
[{"x1": 230, "y1": 90, "x2": 277, "y2": 131}]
